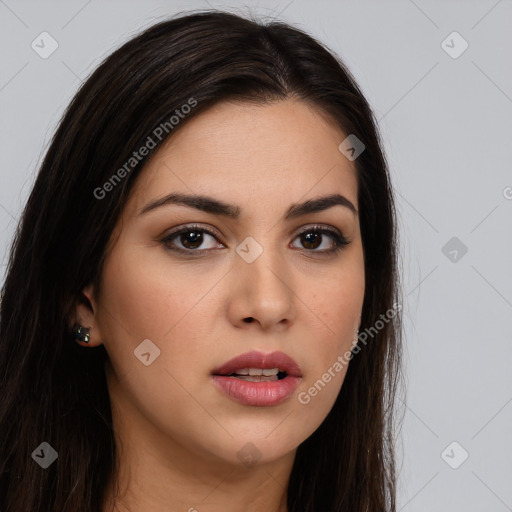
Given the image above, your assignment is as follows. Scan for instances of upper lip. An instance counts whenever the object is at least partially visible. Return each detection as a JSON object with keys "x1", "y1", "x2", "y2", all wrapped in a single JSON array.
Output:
[{"x1": 211, "y1": 350, "x2": 302, "y2": 377}]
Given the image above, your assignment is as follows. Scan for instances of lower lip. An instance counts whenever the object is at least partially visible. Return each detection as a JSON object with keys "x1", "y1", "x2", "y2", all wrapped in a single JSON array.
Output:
[{"x1": 211, "y1": 375, "x2": 302, "y2": 406}]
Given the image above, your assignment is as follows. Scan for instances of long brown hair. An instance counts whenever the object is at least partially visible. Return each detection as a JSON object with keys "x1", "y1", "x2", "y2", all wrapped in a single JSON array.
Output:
[{"x1": 0, "y1": 10, "x2": 403, "y2": 511}]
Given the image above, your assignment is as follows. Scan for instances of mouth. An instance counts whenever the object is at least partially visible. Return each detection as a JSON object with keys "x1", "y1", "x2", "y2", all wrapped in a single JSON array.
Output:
[
  {"x1": 211, "y1": 349, "x2": 302, "y2": 378},
  {"x1": 219, "y1": 368, "x2": 289, "y2": 382},
  {"x1": 210, "y1": 350, "x2": 302, "y2": 407}
]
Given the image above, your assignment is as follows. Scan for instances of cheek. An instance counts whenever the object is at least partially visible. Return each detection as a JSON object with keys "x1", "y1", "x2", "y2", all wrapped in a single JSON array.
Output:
[
  {"x1": 296, "y1": 264, "x2": 364, "y2": 413},
  {"x1": 97, "y1": 252, "x2": 222, "y2": 437},
  {"x1": 294, "y1": 310, "x2": 356, "y2": 437},
  {"x1": 99, "y1": 246, "x2": 209, "y2": 337},
  {"x1": 97, "y1": 246, "x2": 225, "y2": 380},
  {"x1": 307, "y1": 261, "x2": 364, "y2": 341}
]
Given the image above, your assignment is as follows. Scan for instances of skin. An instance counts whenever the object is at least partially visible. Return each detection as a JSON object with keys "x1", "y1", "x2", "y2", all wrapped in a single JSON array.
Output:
[{"x1": 72, "y1": 98, "x2": 365, "y2": 512}]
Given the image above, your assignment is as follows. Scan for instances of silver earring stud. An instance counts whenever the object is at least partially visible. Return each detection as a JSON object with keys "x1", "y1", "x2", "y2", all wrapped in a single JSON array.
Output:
[{"x1": 71, "y1": 323, "x2": 90, "y2": 344}]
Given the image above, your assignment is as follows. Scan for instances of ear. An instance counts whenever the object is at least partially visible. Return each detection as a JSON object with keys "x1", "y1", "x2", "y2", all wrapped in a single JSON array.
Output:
[{"x1": 69, "y1": 283, "x2": 103, "y2": 347}]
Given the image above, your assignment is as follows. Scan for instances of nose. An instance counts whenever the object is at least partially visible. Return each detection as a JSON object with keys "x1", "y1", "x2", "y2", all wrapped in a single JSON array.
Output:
[{"x1": 227, "y1": 241, "x2": 296, "y2": 331}]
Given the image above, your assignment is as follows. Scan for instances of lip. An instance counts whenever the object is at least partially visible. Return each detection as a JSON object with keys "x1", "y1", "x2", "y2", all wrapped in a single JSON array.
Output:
[
  {"x1": 211, "y1": 350, "x2": 302, "y2": 407},
  {"x1": 211, "y1": 350, "x2": 302, "y2": 377}
]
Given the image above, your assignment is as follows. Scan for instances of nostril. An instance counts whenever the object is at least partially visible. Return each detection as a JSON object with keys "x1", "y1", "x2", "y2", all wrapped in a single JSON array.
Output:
[{"x1": 244, "y1": 317, "x2": 254, "y2": 323}]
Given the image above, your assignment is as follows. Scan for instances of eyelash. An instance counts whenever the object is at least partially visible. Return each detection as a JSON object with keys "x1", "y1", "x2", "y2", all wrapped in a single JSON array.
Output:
[{"x1": 160, "y1": 223, "x2": 349, "y2": 256}]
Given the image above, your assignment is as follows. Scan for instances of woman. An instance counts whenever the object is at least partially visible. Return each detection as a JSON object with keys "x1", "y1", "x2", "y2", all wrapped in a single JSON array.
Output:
[{"x1": 0, "y1": 10, "x2": 403, "y2": 512}]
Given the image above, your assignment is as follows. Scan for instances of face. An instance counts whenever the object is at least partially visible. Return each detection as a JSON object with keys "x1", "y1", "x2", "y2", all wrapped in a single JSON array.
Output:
[{"x1": 77, "y1": 98, "x2": 365, "y2": 468}]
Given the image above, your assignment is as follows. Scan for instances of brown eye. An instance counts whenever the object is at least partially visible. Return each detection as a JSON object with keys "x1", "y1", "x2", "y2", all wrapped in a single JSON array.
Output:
[
  {"x1": 161, "y1": 224, "x2": 349, "y2": 256},
  {"x1": 178, "y1": 230, "x2": 204, "y2": 250},
  {"x1": 292, "y1": 226, "x2": 349, "y2": 254},
  {"x1": 161, "y1": 225, "x2": 223, "y2": 254},
  {"x1": 300, "y1": 231, "x2": 322, "y2": 250}
]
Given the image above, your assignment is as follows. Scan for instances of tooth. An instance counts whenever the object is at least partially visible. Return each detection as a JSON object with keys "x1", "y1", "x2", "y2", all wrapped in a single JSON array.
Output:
[
  {"x1": 231, "y1": 368, "x2": 280, "y2": 377},
  {"x1": 236, "y1": 375, "x2": 278, "y2": 382}
]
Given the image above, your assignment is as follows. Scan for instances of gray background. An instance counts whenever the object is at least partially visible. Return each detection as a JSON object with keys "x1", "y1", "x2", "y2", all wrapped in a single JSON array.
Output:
[{"x1": 1, "y1": 1, "x2": 511, "y2": 510}]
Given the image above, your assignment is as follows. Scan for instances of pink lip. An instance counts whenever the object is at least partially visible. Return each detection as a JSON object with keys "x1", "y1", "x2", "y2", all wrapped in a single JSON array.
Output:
[
  {"x1": 211, "y1": 350, "x2": 302, "y2": 407},
  {"x1": 211, "y1": 350, "x2": 302, "y2": 377}
]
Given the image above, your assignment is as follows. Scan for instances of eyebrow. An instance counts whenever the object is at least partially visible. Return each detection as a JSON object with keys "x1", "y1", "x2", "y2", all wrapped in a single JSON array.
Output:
[{"x1": 138, "y1": 192, "x2": 357, "y2": 219}]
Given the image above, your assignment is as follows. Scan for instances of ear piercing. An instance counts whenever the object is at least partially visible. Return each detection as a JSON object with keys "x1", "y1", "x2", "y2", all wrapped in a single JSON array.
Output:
[{"x1": 71, "y1": 323, "x2": 90, "y2": 344}]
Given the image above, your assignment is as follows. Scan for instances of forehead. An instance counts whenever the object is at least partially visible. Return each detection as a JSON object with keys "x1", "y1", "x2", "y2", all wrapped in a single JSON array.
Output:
[{"x1": 127, "y1": 99, "x2": 358, "y2": 217}]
